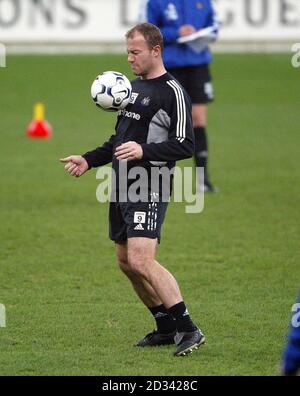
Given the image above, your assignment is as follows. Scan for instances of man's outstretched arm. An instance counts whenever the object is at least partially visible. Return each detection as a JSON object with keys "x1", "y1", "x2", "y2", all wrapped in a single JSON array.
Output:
[
  {"x1": 60, "y1": 155, "x2": 89, "y2": 177},
  {"x1": 60, "y1": 134, "x2": 116, "y2": 177}
]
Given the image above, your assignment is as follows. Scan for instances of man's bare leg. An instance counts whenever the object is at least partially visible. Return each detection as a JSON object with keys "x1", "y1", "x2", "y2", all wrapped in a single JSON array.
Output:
[
  {"x1": 116, "y1": 239, "x2": 177, "y2": 345},
  {"x1": 115, "y1": 241, "x2": 162, "y2": 307},
  {"x1": 126, "y1": 237, "x2": 183, "y2": 308},
  {"x1": 116, "y1": 237, "x2": 204, "y2": 354}
]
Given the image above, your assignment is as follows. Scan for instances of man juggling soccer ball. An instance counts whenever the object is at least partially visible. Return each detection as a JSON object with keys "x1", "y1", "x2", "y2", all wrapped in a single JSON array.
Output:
[{"x1": 60, "y1": 23, "x2": 205, "y2": 357}]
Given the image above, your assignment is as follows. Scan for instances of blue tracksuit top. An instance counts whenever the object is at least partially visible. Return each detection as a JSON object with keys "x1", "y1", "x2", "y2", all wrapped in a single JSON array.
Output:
[
  {"x1": 282, "y1": 294, "x2": 300, "y2": 375},
  {"x1": 141, "y1": 0, "x2": 219, "y2": 69}
]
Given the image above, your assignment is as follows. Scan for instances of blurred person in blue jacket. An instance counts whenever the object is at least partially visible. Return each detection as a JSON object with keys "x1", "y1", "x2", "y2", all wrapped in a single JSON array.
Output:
[
  {"x1": 281, "y1": 294, "x2": 300, "y2": 376},
  {"x1": 140, "y1": 0, "x2": 219, "y2": 192}
]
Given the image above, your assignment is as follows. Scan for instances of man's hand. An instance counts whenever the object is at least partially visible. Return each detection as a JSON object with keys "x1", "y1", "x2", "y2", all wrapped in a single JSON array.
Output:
[
  {"x1": 115, "y1": 141, "x2": 143, "y2": 161},
  {"x1": 60, "y1": 155, "x2": 89, "y2": 177},
  {"x1": 179, "y1": 25, "x2": 196, "y2": 37}
]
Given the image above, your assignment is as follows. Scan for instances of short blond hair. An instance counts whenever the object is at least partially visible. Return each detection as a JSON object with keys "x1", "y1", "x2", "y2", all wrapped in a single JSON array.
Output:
[{"x1": 126, "y1": 23, "x2": 164, "y2": 51}]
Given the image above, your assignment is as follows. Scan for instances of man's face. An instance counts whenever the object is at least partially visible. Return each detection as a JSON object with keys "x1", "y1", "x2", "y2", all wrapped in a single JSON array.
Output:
[{"x1": 127, "y1": 33, "x2": 155, "y2": 78}]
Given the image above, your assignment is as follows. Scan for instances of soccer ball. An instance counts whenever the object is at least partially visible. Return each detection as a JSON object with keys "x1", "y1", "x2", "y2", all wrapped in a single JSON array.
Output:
[{"x1": 91, "y1": 71, "x2": 132, "y2": 112}]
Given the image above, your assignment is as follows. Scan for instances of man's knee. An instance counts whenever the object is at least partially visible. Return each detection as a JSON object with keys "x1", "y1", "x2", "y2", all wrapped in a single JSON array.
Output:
[
  {"x1": 126, "y1": 237, "x2": 156, "y2": 277},
  {"x1": 117, "y1": 255, "x2": 130, "y2": 273},
  {"x1": 115, "y1": 243, "x2": 132, "y2": 275},
  {"x1": 116, "y1": 250, "x2": 144, "y2": 278},
  {"x1": 127, "y1": 255, "x2": 151, "y2": 278}
]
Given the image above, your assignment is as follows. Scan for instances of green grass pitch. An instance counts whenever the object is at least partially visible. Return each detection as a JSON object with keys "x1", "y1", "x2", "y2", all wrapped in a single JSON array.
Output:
[{"x1": 0, "y1": 53, "x2": 299, "y2": 375}]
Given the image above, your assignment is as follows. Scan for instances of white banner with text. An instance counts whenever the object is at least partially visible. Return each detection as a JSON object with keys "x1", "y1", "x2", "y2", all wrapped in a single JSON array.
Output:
[{"x1": 0, "y1": 0, "x2": 299, "y2": 43}]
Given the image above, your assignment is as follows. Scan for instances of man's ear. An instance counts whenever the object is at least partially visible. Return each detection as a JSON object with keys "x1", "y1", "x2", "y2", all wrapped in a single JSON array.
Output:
[{"x1": 152, "y1": 45, "x2": 161, "y2": 57}]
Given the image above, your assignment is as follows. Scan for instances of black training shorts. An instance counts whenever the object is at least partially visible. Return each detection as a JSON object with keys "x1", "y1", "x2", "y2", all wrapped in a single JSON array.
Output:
[
  {"x1": 168, "y1": 65, "x2": 214, "y2": 104},
  {"x1": 109, "y1": 197, "x2": 169, "y2": 243}
]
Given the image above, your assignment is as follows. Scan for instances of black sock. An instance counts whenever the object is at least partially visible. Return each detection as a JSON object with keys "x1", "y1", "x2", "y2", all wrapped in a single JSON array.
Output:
[
  {"x1": 168, "y1": 301, "x2": 197, "y2": 333},
  {"x1": 194, "y1": 127, "x2": 210, "y2": 183},
  {"x1": 148, "y1": 304, "x2": 176, "y2": 334}
]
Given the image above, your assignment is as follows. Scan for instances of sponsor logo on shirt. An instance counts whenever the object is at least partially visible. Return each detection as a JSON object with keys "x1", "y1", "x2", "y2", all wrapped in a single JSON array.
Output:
[{"x1": 118, "y1": 109, "x2": 141, "y2": 120}]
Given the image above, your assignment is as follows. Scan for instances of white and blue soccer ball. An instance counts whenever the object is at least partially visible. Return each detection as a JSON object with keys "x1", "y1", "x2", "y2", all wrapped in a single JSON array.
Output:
[{"x1": 91, "y1": 71, "x2": 132, "y2": 112}]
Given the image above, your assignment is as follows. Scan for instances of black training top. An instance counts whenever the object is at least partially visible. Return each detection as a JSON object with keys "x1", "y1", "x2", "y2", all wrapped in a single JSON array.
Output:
[{"x1": 82, "y1": 72, "x2": 194, "y2": 176}]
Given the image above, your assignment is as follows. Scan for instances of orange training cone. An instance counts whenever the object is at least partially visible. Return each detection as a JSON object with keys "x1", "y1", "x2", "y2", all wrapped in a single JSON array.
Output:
[{"x1": 26, "y1": 103, "x2": 52, "y2": 139}]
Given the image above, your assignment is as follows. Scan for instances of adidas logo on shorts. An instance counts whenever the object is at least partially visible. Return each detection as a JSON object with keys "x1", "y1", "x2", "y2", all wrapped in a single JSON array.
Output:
[{"x1": 134, "y1": 224, "x2": 144, "y2": 231}]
